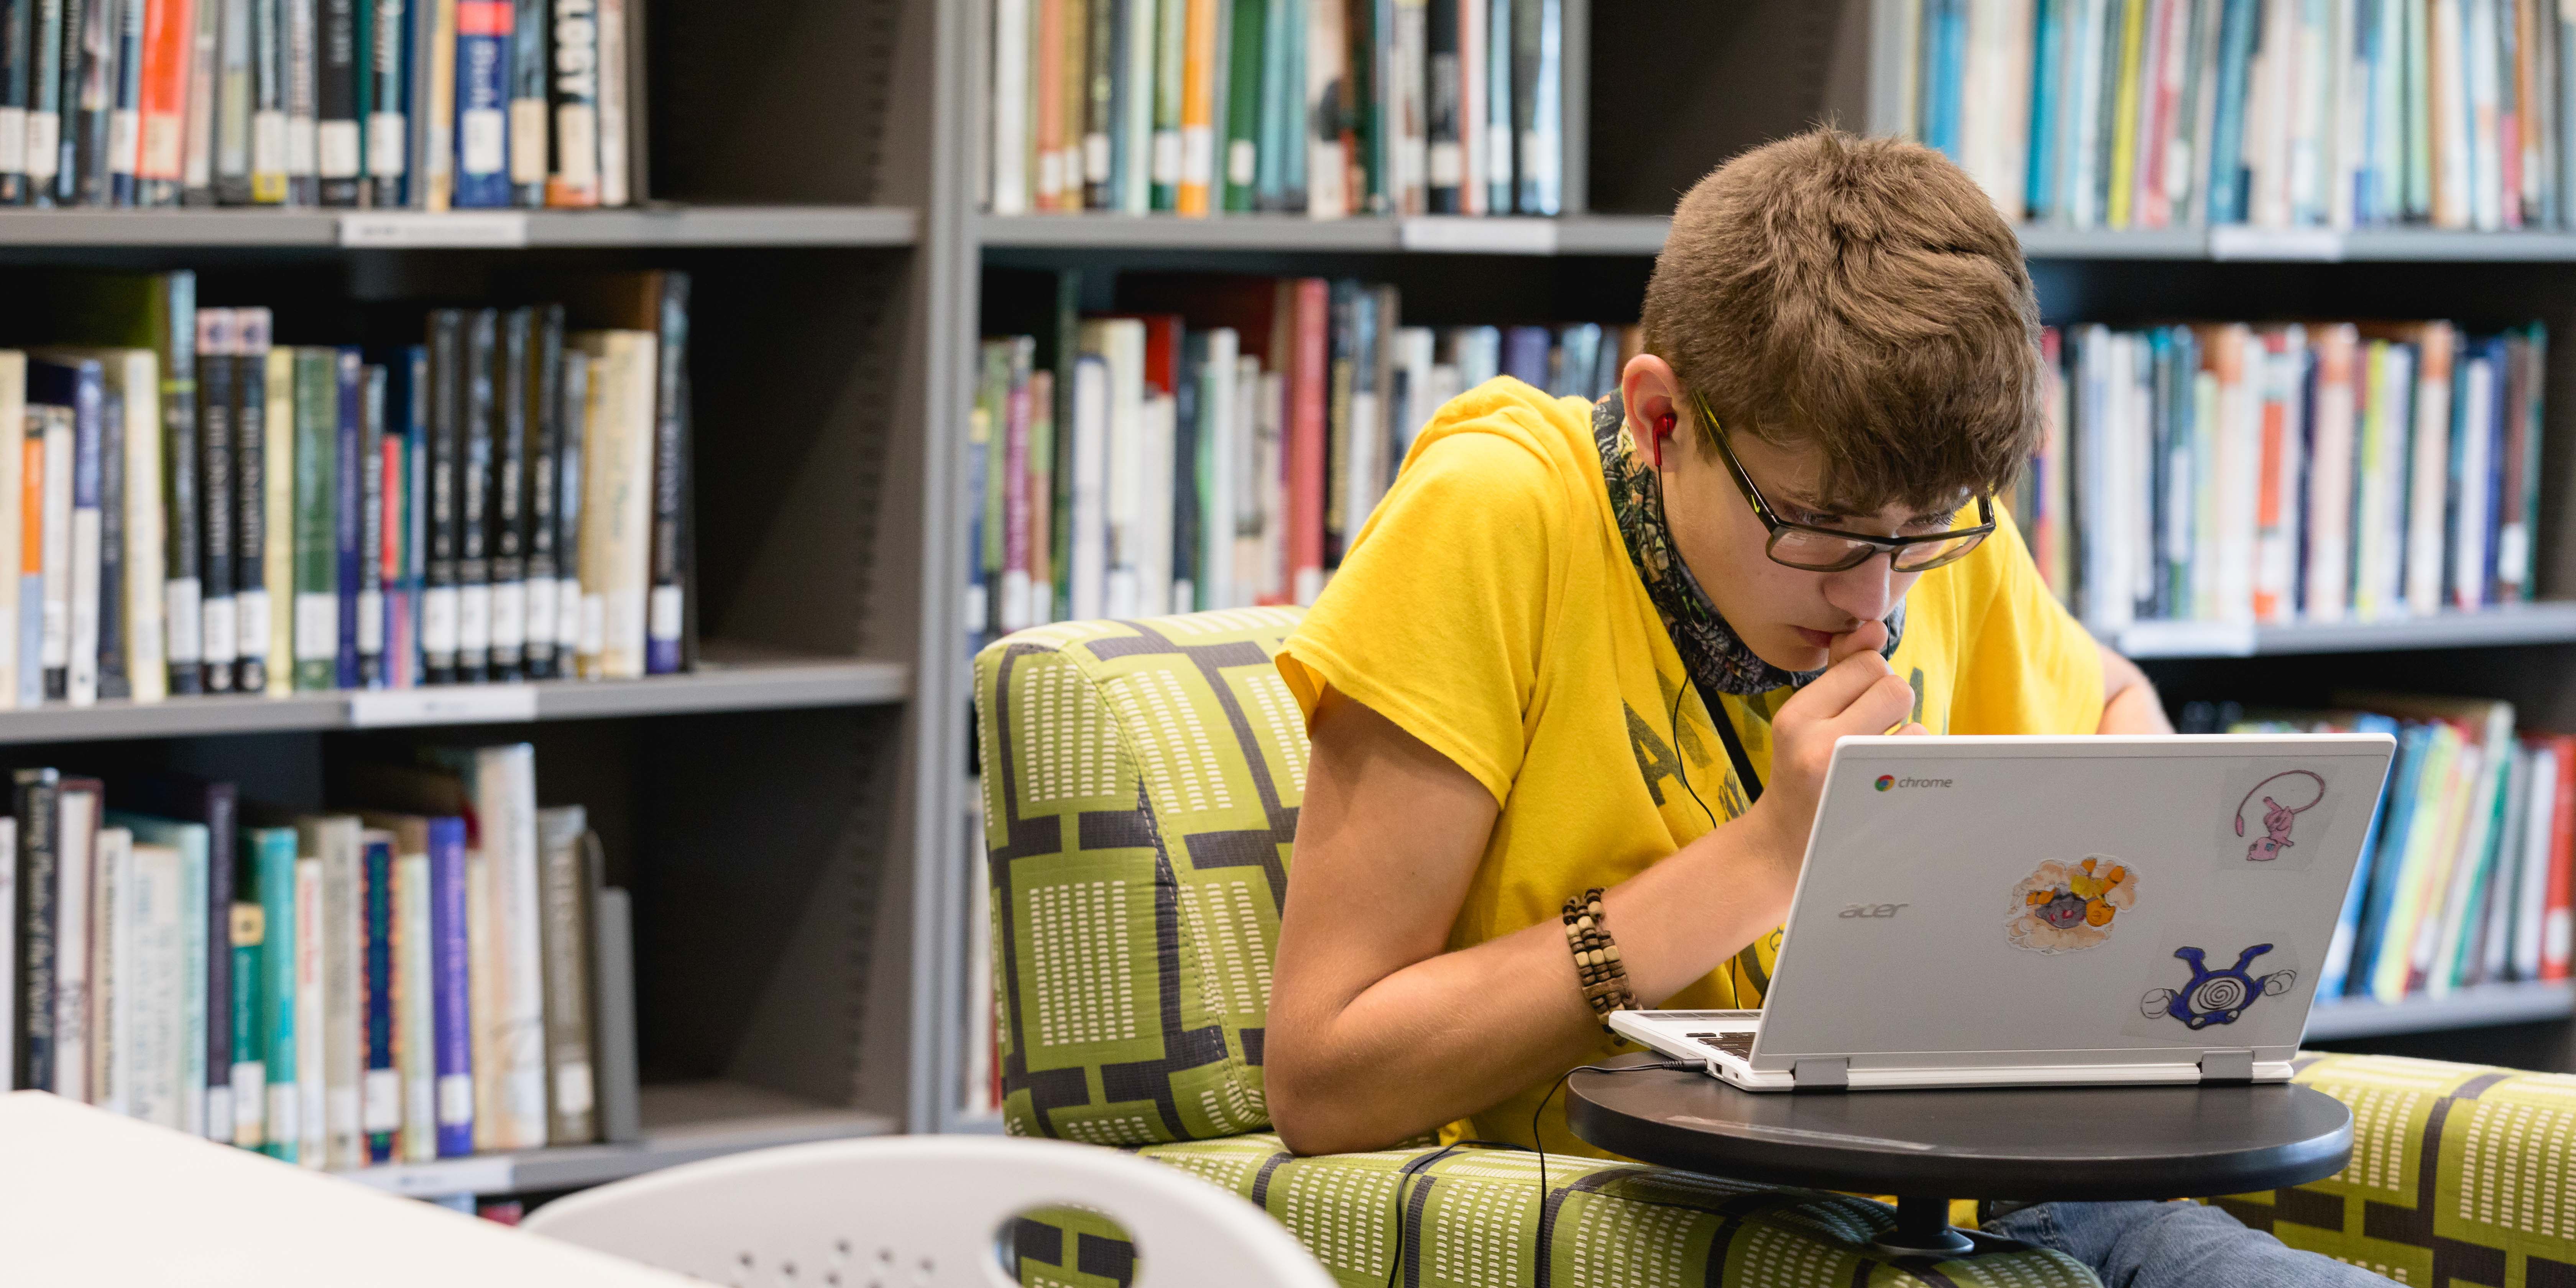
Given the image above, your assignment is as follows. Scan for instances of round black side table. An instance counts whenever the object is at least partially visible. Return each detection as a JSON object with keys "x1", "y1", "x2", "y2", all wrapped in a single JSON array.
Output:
[{"x1": 1565, "y1": 1056, "x2": 2353, "y2": 1258}]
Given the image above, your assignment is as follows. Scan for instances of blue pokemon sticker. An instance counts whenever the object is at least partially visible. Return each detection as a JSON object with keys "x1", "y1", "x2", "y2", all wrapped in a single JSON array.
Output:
[{"x1": 2138, "y1": 944, "x2": 2297, "y2": 1030}]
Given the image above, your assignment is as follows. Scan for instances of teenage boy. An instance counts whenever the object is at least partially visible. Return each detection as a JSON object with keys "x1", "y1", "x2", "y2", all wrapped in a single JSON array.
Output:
[{"x1": 1263, "y1": 129, "x2": 2384, "y2": 1287}]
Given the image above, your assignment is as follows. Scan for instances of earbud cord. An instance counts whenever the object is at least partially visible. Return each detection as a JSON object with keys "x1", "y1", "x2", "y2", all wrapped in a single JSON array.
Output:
[{"x1": 1650, "y1": 417, "x2": 1763, "y2": 814}]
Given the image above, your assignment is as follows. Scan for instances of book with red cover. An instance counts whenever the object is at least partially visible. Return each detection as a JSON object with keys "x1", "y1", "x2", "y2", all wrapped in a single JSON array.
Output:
[
  {"x1": 2541, "y1": 733, "x2": 2576, "y2": 980},
  {"x1": 1281, "y1": 278, "x2": 1329, "y2": 605}
]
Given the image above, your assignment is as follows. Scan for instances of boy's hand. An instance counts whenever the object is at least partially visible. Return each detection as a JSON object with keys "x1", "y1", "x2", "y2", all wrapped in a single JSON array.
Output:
[{"x1": 1741, "y1": 620, "x2": 1925, "y2": 877}]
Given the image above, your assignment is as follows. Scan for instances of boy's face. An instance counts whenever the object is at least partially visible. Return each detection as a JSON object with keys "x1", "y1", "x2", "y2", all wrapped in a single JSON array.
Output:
[{"x1": 1622, "y1": 356, "x2": 1963, "y2": 674}]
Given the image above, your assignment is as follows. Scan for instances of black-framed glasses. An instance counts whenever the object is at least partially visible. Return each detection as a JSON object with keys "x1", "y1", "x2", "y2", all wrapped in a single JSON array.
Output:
[{"x1": 1691, "y1": 391, "x2": 1996, "y2": 573}]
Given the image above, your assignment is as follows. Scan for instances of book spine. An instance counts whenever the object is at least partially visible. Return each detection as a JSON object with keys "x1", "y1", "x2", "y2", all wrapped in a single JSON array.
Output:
[
  {"x1": 12, "y1": 770, "x2": 56, "y2": 1090},
  {"x1": 488, "y1": 308, "x2": 527, "y2": 679},
  {"x1": 1082, "y1": 0, "x2": 1112, "y2": 207},
  {"x1": 232, "y1": 307, "x2": 269, "y2": 691},
  {"x1": 24, "y1": 0, "x2": 61, "y2": 204},
  {"x1": 359, "y1": 833, "x2": 394, "y2": 1160},
  {"x1": 313, "y1": 0, "x2": 354, "y2": 202},
  {"x1": 0, "y1": 816, "x2": 15, "y2": 1088},
  {"x1": 105, "y1": 0, "x2": 138, "y2": 204},
  {"x1": 284, "y1": 0, "x2": 315, "y2": 203},
  {"x1": 49, "y1": 782, "x2": 93, "y2": 1103},
  {"x1": 449, "y1": 0, "x2": 506, "y2": 206},
  {"x1": 66, "y1": 364, "x2": 100, "y2": 705},
  {"x1": 247, "y1": 0, "x2": 283, "y2": 200},
  {"x1": 2549, "y1": 731, "x2": 2576, "y2": 979},
  {"x1": 16, "y1": 416, "x2": 39, "y2": 707},
  {"x1": 645, "y1": 276, "x2": 686, "y2": 674},
  {"x1": 254, "y1": 829, "x2": 296, "y2": 1160},
  {"x1": 135, "y1": 0, "x2": 190, "y2": 200},
  {"x1": 202, "y1": 786, "x2": 234, "y2": 1138},
  {"x1": 422, "y1": 313, "x2": 458, "y2": 681},
  {"x1": 180, "y1": 0, "x2": 217, "y2": 200},
  {"x1": 92, "y1": 384, "x2": 123, "y2": 699},
  {"x1": 400, "y1": 345, "x2": 429, "y2": 682},
  {"x1": 542, "y1": 0, "x2": 594, "y2": 205},
  {"x1": 38, "y1": 400, "x2": 66, "y2": 699},
  {"x1": 392, "y1": 848, "x2": 429, "y2": 1158},
  {"x1": 117, "y1": 350, "x2": 168, "y2": 703},
  {"x1": 455, "y1": 308, "x2": 493, "y2": 679},
  {"x1": 357, "y1": 362, "x2": 384, "y2": 684},
  {"x1": 196, "y1": 310, "x2": 237, "y2": 691},
  {"x1": 363, "y1": 0, "x2": 402, "y2": 204},
  {"x1": 426, "y1": 814, "x2": 470, "y2": 1155},
  {"x1": 552, "y1": 346, "x2": 583, "y2": 666},
  {"x1": 228, "y1": 901, "x2": 263, "y2": 1145},
  {"x1": 536, "y1": 805, "x2": 592, "y2": 1142},
  {"x1": 58, "y1": 0, "x2": 104, "y2": 204},
  {"x1": 262, "y1": 345, "x2": 292, "y2": 689},
  {"x1": 291, "y1": 348, "x2": 334, "y2": 690},
  {"x1": 588, "y1": 0, "x2": 619, "y2": 205},
  {"x1": 522, "y1": 306, "x2": 559, "y2": 677},
  {"x1": 333, "y1": 348, "x2": 360, "y2": 687},
  {"x1": 0, "y1": 0, "x2": 28, "y2": 203},
  {"x1": 991, "y1": 0, "x2": 1029, "y2": 214},
  {"x1": 501, "y1": 0, "x2": 537, "y2": 202},
  {"x1": 418, "y1": 0, "x2": 451, "y2": 209},
  {"x1": 290, "y1": 851, "x2": 320, "y2": 1163},
  {"x1": 0, "y1": 358, "x2": 15, "y2": 709}
]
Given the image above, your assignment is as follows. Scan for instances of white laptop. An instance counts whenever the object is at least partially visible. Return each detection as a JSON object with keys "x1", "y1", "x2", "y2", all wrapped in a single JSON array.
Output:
[{"x1": 1610, "y1": 733, "x2": 2397, "y2": 1091}]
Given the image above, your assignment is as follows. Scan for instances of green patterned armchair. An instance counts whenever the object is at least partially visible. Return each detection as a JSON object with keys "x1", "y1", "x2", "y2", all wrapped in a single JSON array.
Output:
[{"x1": 973, "y1": 608, "x2": 2576, "y2": 1288}]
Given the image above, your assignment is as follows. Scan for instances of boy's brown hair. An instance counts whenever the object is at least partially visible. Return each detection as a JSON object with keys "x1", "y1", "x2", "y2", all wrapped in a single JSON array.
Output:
[{"x1": 1640, "y1": 127, "x2": 2042, "y2": 513}]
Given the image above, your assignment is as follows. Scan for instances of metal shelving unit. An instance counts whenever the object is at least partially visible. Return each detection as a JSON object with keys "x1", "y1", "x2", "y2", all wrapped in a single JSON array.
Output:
[
  {"x1": 2108, "y1": 604, "x2": 2576, "y2": 659},
  {"x1": 2305, "y1": 981, "x2": 2576, "y2": 1041},
  {"x1": 337, "y1": 1084, "x2": 901, "y2": 1198},
  {"x1": 0, "y1": 205, "x2": 920, "y2": 248}
]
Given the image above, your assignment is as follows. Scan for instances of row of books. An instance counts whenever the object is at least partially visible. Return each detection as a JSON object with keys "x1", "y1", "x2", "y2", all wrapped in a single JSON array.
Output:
[
  {"x1": 0, "y1": 746, "x2": 635, "y2": 1168},
  {"x1": 2184, "y1": 695, "x2": 2576, "y2": 1003},
  {"x1": 0, "y1": 269, "x2": 693, "y2": 708},
  {"x1": 967, "y1": 270, "x2": 1630, "y2": 647},
  {"x1": 984, "y1": 0, "x2": 1568, "y2": 219},
  {"x1": 2023, "y1": 320, "x2": 2545, "y2": 634},
  {"x1": 1910, "y1": 0, "x2": 2576, "y2": 230},
  {"x1": 0, "y1": 0, "x2": 647, "y2": 209}
]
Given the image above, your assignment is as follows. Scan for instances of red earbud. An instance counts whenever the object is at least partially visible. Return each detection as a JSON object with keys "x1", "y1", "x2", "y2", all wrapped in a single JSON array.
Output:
[{"x1": 1656, "y1": 412, "x2": 1677, "y2": 437}]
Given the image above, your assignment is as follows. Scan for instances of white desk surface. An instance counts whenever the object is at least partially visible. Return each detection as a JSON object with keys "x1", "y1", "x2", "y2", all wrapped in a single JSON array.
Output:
[{"x1": 0, "y1": 1091, "x2": 700, "y2": 1286}]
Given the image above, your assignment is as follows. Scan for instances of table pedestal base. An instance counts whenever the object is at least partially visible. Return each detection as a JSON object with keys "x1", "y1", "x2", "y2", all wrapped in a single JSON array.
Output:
[{"x1": 1869, "y1": 1195, "x2": 1975, "y2": 1259}]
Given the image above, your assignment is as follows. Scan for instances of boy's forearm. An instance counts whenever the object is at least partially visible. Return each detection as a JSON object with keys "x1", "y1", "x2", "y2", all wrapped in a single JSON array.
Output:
[{"x1": 2096, "y1": 644, "x2": 2174, "y2": 733}]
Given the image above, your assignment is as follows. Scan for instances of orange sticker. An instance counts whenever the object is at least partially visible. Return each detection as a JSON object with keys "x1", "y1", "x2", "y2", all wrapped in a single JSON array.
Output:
[{"x1": 2007, "y1": 856, "x2": 2139, "y2": 954}]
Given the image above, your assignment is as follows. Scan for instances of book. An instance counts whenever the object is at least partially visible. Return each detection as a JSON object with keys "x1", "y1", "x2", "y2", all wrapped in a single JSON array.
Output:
[
  {"x1": 455, "y1": 310, "x2": 494, "y2": 680},
  {"x1": 261, "y1": 340, "x2": 292, "y2": 692},
  {"x1": 27, "y1": 356, "x2": 102, "y2": 705},
  {"x1": 290, "y1": 347, "x2": 334, "y2": 690},
  {"x1": 358, "y1": 827, "x2": 395, "y2": 1162},
  {"x1": 232, "y1": 309, "x2": 269, "y2": 693},
  {"x1": 522, "y1": 308, "x2": 562, "y2": 678},
  {"x1": 248, "y1": 0, "x2": 286, "y2": 201},
  {"x1": 450, "y1": 0, "x2": 507, "y2": 207},
  {"x1": 358, "y1": 362, "x2": 385, "y2": 686},
  {"x1": 535, "y1": 804, "x2": 592, "y2": 1143},
  {"x1": 363, "y1": 0, "x2": 406, "y2": 205},
  {"x1": 541, "y1": 0, "x2": 596, "y2": 206},
  {"x1": 504, "y1": 0, "x2": 542, "y2": 204},
  {"x1": 488, "y1": 308, "x2": 529, "y2": 680},
  {"x1": 391, "y1": 830, "x2": 433, "y2": 1161},
  {"x1": 134, "y1": 0, "x2": 192, "y2": 203},
  {"x1": 284, "y1": 0, "x2": 318, "y2": 205},
  {"x1": 314, "y1": 0, "x2": 356, "y2": 204},
  {"x1": 297, "y1": 813, "x2": 361, "y2": 1169},
  {"x1": 51, "y1": 777, "x2": 98, "y2": 1104},
  {"x1": 422, "y1": 310, "x2": 460, "y2": 682},
  {"x1": 569, "y1": 328, "x2": 651, "y2": 678},
  {"x1": 13, "y1": 770, "x2": 59, "y2": 1091},
  {"x1": 246, "y1": 823, "x2": 296, "y2": 1160},
  {"x1": 291, "y1": 843, "x2": 320, "y2": 1165},
  {"x1": 194, "y1": 309, "x2": 238, "y2": 692},
  {"x1": 114, "y1": 772, "x2": 235, "y2": 1140},
  {"x1": 227, "y1": 900, "x2": 263, "y2": 1147},
  {"x1": 108, "y1": 811, "x2": 211, "y2": 1135},
  {"x1": 425, "y1": 812, "x2": 468, "y2": 1155},
  {"x1": 0, "y1": 353, "x2": 18, "y2": 707}
]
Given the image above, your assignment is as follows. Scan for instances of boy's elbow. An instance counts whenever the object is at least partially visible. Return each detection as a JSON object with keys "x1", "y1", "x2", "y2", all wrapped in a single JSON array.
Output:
[{"x1": 1265, "y1": 1053, "x2": 1400, "y2": 1157}]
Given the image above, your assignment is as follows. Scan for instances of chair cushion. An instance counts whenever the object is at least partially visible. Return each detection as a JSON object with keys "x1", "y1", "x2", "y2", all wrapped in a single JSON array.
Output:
[
  {"x1": 2209, "y1": 1051, "x2": 2576, "y2": 1285},
  {"x1": 976, "y1": 610, "x2": 1309, "y2": 1144},
  {"x1": 1005, "y1": 1134, "x2": 2101, "y2": 1287}
]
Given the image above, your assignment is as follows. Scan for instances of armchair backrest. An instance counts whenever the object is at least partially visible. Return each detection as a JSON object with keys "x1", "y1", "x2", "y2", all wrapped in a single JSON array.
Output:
[{"x1": 973, "y1": 610, "x2": 1309, "y2": 1144}]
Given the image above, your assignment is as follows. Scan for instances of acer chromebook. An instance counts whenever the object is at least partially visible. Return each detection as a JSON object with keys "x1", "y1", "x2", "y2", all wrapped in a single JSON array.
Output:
[{"x1": 1609, "y1": 733, "x2": 2397, "y2": 1092}]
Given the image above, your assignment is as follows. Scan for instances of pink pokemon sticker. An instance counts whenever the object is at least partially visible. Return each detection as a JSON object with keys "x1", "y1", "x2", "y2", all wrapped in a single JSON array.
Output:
[
  {"x1": 2007, "y1": 856, "x2": 2139, "y2": 953},
  {"x1": 2234, "y1": 770, "x2": 2325, "y2": 863}
]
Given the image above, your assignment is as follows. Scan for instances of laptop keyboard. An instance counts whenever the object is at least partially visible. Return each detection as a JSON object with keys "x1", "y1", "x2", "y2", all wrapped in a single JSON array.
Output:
[{"x1": 1684, "y1": 1031, "x2": 1755, "y2": 1061}]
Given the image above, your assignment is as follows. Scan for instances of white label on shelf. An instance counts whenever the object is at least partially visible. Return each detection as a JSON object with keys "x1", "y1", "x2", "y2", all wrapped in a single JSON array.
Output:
[
  {"x1": 437, "y1": 1073, "x2": 473, "y2": 1125},
  {"x1": 554, "y1": 1062, "x2": 594, "y2": 1116},
  {"x1": 236, "y1": 588, "x2": 271, "y2": 659},
  {"x1": 350, "y1": 1155, "x2": 515, "y2": 1197},
  {"x1": 164, "y1": 578, "x2": 202, "y2": 664},
  {"x1": 423, "y1": 587, "x2": 460, "y2": 654},
  {"x1": 295, "y1": 591, "x2": 336, "y2": 660},
  {"x1": 2207, "y1": 225, "x2": 2345, "y2": 261},
  {"x1": 2115, "y1": 618, "x2": 2259, "y2": 657},
  {"x1": 337, "y1": 211, "x2": 530, "y2": 248},
  {"x1": 201, "y1": 595, "x2": 238, "y2": 665},
  {"x1": 1398, "y1": 216, "x2": 1559, "y2": 254},
  {"x1": 363, "y1": 1070, "x2": 402, "y2": 1131},
  {"x1": 318, "y1": 120, "x2": 361, "y2": 179},
  {"x1": 348, "y1": 685, "x2": 537, "y2": 728}
]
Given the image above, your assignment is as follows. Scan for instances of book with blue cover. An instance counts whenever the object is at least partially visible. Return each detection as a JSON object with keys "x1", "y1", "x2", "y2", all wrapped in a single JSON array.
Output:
[
  {"x1": 246, "y1": 823, "x2": 298, "y2": 1160},
  {"x1": 450, "y1": 0, "x2": 511, "y2": 207}
]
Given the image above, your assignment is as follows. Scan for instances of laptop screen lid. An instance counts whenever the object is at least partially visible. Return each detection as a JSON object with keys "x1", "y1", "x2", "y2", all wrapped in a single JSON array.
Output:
[{"x1": 1748, "y1": 734, "x2": 2397, "y2": 1079}]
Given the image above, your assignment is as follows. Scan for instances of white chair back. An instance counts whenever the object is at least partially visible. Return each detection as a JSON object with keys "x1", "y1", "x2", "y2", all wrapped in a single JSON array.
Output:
[{"x1": 523, "y1": 1135, "x2": 1334, "y2": 1288}]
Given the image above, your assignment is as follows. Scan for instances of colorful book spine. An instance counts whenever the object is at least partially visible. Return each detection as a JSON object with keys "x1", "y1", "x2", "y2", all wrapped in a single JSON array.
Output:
[
  {"x1": 393, "y1": 841, "x2": 432, "y2": 1160},
  {"x1": 364, "y1": 0, "x2": 406, "y2": 205},
  {"x1": 504, "y1": 0, "x2": 543, "y2": 204},
  {"x1": 456, "y1": 309, "x2": 495, "y2": 680},
  {"x1": 315, "y1": 0, "x2": 357, "y2": 204},
  {"x1": 334, "y1": 348, "x2": 361, "y2": 688},
  {"x1": 196, "y1": 310, "x2": 237, "y2": 692},
  {"x1": 250, "y1": 824, "x2": 298, "y2": 1160},
  {"x1": 450, "y1": 0, "x2": 509, "y2": 207},
  {"x1": 358, "y1": 363, "x2": 384, "y2": 686},
  {"x1": 423, "y1": 312, "x2": 460, "y2": 682},
  {"x1": 644, "y1": 275, "x2": 687, "y2": 674},
  {"x1": 291, "y1": 348, "x2": 335, "y2": 690},
  {"x1": 542, "y1": 0, "x2": 597, "y2": 206},
  {"x1": 13, "y1": 769, "x2": 59, "y2": 1091},
  {"x1": 233, "y1": 308, "x2": 270, "y2": 693},
  {"x1": 426, "y1": 814, "x2": 471, "y2": 1156},
  {"x1": 359, "y1": 830, "x2": 396, "y2": 1162},
  {"x1": 228, "y1": 901, "x2": 264, "y2": 1147}
]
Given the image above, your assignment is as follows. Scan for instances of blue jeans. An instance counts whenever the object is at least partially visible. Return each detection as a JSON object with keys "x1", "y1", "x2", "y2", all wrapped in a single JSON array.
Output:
[{"x1": 1983, "y1": 1200, "x2": 2391, "y2": 1287}]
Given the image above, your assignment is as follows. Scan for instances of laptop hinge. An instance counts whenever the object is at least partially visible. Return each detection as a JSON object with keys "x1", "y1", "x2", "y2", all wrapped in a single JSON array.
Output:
[
  {"x1": 1792, "y1": 1058, "x2": 1850, "y2": 1089},
  {"x1": 2198, "y1": 1050, "x2": 2256, "y2": 1084}
]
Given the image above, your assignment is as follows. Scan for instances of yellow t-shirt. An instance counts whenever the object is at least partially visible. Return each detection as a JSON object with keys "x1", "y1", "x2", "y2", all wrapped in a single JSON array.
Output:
[{"x1": 1275, "y1": 377, "x2": 2106, "y2": 1155}]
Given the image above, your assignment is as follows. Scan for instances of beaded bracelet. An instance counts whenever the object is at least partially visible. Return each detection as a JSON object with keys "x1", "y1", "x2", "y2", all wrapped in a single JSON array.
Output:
[{"x1": 1561, "y1": 887, "x2": 1637, "y2": 1035}]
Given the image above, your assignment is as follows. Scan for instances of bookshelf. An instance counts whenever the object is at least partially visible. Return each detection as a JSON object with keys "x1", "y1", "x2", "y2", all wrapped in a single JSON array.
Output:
[
  {"x1": 0, "y1": 0, "x2": 964, "y2": 1204},
  {"x1": 926, "y1": 0, "x2": 2576, "y2": 1127}
]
